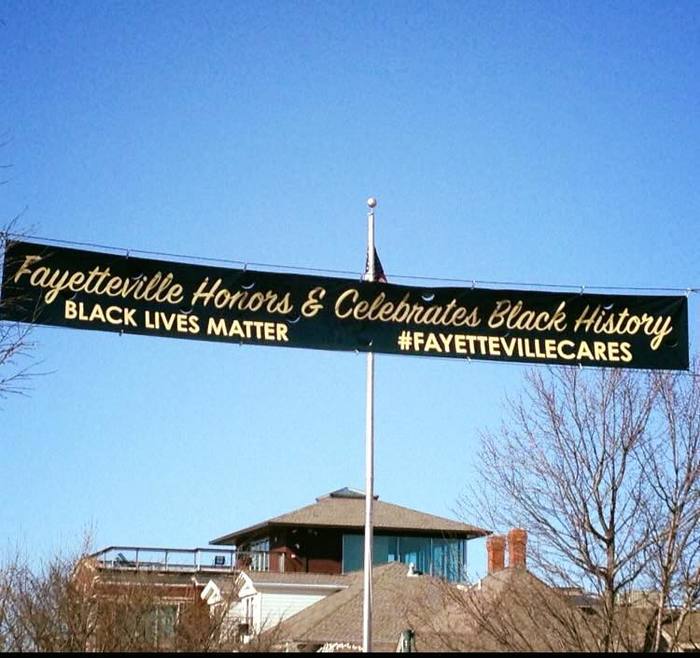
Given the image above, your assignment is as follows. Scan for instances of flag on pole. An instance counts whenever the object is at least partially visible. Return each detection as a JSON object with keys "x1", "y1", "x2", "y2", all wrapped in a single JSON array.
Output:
[{"x1": 364, "y1": 247, "x2": 387, "y2": 283}]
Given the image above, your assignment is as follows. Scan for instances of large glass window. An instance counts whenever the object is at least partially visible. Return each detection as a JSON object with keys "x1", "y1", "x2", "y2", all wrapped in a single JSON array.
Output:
[
  {"x1": 399, "y1": 536, "x2": 429, "y2": 574},
  {"x1": 432, "y1": 538, "x2": 465, "y2": 581},
  {"x1": 342, "y1": 534, "x2": 363, "y2": 573},
  {"x1": 374, "y1": 535, "x2": 399, "y2": 564},
  {"x1": 249, "y1": 538, "x2": 270, "y2": 571},
  {"x1": 342, "y1": 534, "x2": 467, "y2": 582}
]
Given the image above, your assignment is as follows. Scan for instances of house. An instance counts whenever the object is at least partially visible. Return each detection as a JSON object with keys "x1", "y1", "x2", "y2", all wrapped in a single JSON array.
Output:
[
  {"x1": 86, "y1": 486, "x2": 487, "y2": 648},
  {"x1": 84, "y1": 504, "x2": 700, "y2": 652},
  {"x1": 418, "y1": 534, "x2": 601, "y2": 653},
  {"x1": 197, "y1": 486, "x2": 487, "y2": 640},
  {"x1": 209, "y1": 486, "x2": 488, "y2": 581},
  {"x1": 201, "y1": 571, "x2": 352, "y2": 639},
  {"x1": 262, "y1": 527, "x2": 602, "y2": 653},
  {"x1": 72, "y1": 557, "x2": 212, "y2": 651}
]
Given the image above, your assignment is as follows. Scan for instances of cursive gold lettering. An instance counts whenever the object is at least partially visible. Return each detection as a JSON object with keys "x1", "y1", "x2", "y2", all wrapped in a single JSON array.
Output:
[
  {"x1": 574, "y1": 305, "x2": 673, "y2": 350},
  {"x1": 302, "y1": 287, "x2": 326, "y2": 318}
]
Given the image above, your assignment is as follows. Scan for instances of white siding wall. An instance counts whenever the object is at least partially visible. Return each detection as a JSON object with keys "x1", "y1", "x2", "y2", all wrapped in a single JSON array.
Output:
[
  {"x1": 225, "y1": 594, "x2": 259, "y2": 632},
  {"x1": 254, "y1": 593, "x2": 264, "y2": 631},
  {"x1": 258, "y1": 589, "x2": 329, "y2": 630},
  {"x1": 225, "y1": 598, "x2": 245, "y2": 628},
  {"x1": 223, "y1": 585, "x2": 340, "y2": 636}
]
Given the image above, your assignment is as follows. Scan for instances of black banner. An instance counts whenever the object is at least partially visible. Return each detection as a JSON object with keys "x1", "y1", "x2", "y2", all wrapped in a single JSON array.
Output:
[{"x1": 0, "y1": 240, "x2": 689, "y2": 370}]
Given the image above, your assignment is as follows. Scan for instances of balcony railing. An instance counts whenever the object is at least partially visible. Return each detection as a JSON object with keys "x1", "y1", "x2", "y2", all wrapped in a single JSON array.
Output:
[{"x1": 90, "y1": 546, "x2": 272, "y2": 574}]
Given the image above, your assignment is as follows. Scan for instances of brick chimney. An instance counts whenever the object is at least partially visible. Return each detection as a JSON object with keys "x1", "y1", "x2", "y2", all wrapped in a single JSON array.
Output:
[
  {"x1": 486, "y1": 535, "x2": 505, "y2": 574},
  {"x1": 508, "y1": 528, "x2": 527, "y2": 568}
]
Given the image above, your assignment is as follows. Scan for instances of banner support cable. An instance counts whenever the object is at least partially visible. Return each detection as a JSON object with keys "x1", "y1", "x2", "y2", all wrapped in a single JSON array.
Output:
[{"x1": 10, "y1": 231, "x2": 700, "y2": 294}]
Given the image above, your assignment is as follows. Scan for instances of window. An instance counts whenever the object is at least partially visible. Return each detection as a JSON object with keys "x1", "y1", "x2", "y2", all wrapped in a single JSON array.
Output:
[
  {"x1": 342, "y1": 534, "x2": 467, "y2": 582},
  {"x1": 248, "y1": 538, "x2": 270, "y2": 571}
]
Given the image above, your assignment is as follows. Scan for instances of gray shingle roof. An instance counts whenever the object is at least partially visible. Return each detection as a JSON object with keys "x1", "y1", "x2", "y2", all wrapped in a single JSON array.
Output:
[
  {"x1": 674, "y1": 611, "x2": 700, "y2": 649},
  {"x1": 273, "y1": 564, "x2": 606, "y2": 652},
  {"x1": 272, "y1": 562, "x2": 443, "y2": 650},
  {"x1": 210, "y1": 490, "x2": 488, "y2": 545},
  {"x1": 418, "y1": 568, "x2": 602, "y2": 652}
]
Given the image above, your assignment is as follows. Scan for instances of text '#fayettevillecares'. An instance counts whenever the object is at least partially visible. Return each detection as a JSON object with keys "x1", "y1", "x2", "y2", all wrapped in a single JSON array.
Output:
[{"x1": 0, "y1": 240, "x2": 689, "y2": 370}]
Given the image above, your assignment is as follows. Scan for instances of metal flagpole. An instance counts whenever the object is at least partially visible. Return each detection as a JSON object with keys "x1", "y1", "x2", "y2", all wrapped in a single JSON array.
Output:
[{"x1": 362, "y1": 197, "x2": 377, "y2": 653}]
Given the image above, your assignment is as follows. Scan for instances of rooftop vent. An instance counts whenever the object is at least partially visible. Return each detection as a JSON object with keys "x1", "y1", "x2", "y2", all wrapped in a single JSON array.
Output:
[{"x1": 317, "y1": 487, "x2": 380, "y2": 501}]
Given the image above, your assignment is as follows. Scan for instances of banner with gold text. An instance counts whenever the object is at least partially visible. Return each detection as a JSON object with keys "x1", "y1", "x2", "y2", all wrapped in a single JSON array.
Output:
[{"x1": 0, "y1": 240, "x2": 689, "y2": 370}]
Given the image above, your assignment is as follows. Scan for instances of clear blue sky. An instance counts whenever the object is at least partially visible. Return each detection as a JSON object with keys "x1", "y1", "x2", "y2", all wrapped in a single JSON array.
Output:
[{"x1": 1, "y1": 0, "x2": 698, "y2": 578}]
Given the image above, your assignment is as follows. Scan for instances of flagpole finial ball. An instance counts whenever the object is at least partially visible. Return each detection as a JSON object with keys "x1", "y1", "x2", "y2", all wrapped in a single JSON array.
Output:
[{"x1": 367, "y1": 197, "x2": 377, "y2": 209}]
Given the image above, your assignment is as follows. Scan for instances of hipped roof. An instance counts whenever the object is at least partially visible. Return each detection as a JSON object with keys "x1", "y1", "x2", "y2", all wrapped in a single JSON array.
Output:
[{"x1": 210, "y1": 488, "x2": 488, "y2": 545}]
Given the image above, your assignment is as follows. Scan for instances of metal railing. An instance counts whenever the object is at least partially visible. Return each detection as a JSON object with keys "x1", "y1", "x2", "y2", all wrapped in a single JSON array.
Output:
[{"x1": 89, "y1": 546, "x2": 273, "y2": 574}]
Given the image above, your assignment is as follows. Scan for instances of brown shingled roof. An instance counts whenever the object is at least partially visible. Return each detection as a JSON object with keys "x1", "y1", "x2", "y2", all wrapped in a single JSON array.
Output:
[
  {"x1": 672, "y1": 611, "x2": 700, "y2": 650},
  {"x1": 272, "y1": 562, "x2": 444, "y2": 651},
  {"x1": 271, "y1": 564, "x2": 604, "y2": 652},
  {"x1": 210, "y1": 489, "x2": 488, "y2": 545},
  {"x1": 416, "y1": 568, "x2": 603, "y2": 652}
]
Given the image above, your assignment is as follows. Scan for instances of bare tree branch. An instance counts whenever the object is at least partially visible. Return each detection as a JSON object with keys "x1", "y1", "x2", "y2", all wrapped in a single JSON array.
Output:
[
  {"x1": 0, "y1": 218, "x2": 45, "y2": 400},
  {"x1": 459, "y1": 363, "x2": 700, "y2": 651}
]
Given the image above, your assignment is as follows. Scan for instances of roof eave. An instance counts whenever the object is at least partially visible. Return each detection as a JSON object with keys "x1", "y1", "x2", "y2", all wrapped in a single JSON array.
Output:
[
  {"x1": 209, "y1": 520, "x2": 271, "y2": 545},
  {"x1": 211, "y1": 520, "x2": 489, "y2": 546}
]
